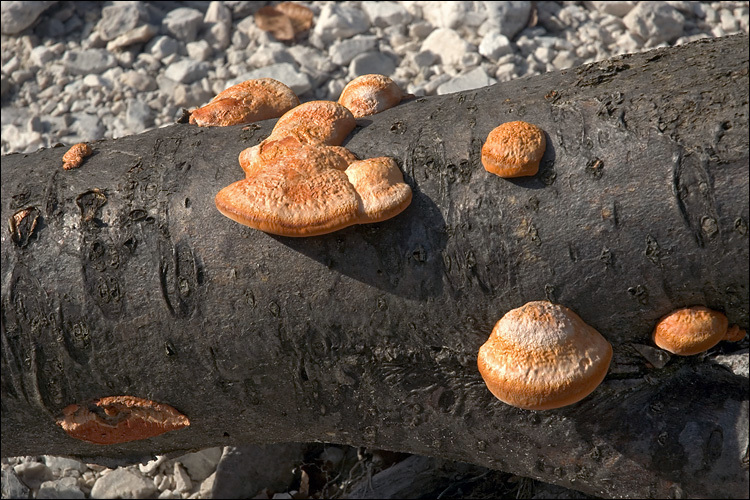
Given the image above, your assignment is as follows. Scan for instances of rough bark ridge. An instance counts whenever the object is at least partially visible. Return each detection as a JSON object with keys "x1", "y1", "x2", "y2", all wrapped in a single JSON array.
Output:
[{"x1": 2, "y1": 35, "x2": 749, "y2": 498}]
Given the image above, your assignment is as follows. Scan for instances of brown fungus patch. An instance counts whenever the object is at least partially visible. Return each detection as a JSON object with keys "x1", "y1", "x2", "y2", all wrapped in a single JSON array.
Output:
[
  {"x1": 239, "y1": 136, "x2": 357, "y2": 178},
  {"x1": 62, "y1": 143, "x2": 92, "y2": 170},
  {"x1": 217, "y1": 99, "x2": 410, "y2": 236},
  {"x1": 57, "y1": 396, "x2": 189, "y2": 444},
  {"x1": 267, "y1": 100, "x2": 356, "y2": 146},
  {"x1": 215, "y1": 154, "x2": 360, "y2": 237},
  {"x1": 345, "y1": 157, "x2": 413, "y2": 223}
]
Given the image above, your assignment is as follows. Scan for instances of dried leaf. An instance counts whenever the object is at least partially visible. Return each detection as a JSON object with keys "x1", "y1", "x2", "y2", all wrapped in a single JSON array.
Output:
[
  {"x1": 275, "y1": 2, "x2": 314, "y2": 35},
  {"x1": 255, "y1": 5, "x2": 295, "y2": 41}
]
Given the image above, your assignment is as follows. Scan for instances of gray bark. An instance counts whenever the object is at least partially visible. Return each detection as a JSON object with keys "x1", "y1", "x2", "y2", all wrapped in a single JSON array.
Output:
[{"x1": 1, "y1": 34, "x2": 749, "y2": 498}]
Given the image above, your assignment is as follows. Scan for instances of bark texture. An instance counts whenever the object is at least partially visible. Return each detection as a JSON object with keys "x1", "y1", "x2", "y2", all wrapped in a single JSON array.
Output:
[{"x1": 2, "y1": 34, "x2": 749, "y2": 498}]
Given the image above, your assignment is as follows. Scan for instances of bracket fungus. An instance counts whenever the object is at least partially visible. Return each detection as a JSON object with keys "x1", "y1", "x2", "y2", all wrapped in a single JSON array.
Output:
[
  {"x1": 477, "y1": 301, "x2": 613, "y2": 410},
  {"x1": 481, "y1": 121, "x2": 547, "y2": 178},
  {"x1": 338, "y1": 74, "x2": 410, "y2": 118},
  {"x1": 238, "y1": 136, "x2": 357, "y2": 178},
  {"x1": 62, "y1": 142, "x2": 92, "y2": 170},
  {"x1": 267, "y1": 100, "x2": 357, "y2": 146},
  {"x1": 345, "y1": 157, "x2": 413, "y2": 223},
  {"x1": 652, "y1": 306, "x2": 747, "y2": 356},
  {"x1": 216, "y1": 141, "x2": 412, "y2": 236},
  {"x1": 57, "y1": 396, "x2": 189, "y2": 444},
  {"x1": 189, "y1": 78, "x2": 300, "y2": 127},
  {"x1": 216, "y1": 100, "x2": 412, "y2": 236}
]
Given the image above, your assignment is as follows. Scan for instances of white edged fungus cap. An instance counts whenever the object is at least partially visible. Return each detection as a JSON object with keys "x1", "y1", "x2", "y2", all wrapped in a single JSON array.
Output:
[{"x1": 477, "y1": 301, "x2": 612, "y2": 410}]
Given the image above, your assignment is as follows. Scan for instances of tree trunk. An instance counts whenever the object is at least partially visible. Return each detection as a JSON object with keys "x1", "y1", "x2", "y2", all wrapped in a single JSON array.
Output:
[{"x1": 1, "y1": 34, "x2": 748, "y2": 499}]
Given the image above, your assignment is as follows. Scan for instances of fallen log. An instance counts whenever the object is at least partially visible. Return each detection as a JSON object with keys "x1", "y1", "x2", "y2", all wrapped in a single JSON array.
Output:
[{"x1": 1, "y1": 34, "x2": 748, "y2": 498}]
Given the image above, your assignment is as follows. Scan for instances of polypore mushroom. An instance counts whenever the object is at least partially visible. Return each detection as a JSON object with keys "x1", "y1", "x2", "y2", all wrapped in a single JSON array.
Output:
[
  {"x1": 62, "y1": 142, "x2": 92, "y2": 170},
  {"x1": 215, "y1": 148, "x2": 360, "y2": 237},
  {"x1": 345, "y1": 157, "x2": 413, "y2": 223},
  {"x1": 652, "y1": 306, "x2": 747, "y2": 355},
  {"x1": 481, "y1": 121, "x2": 547, "y2": 178},
  {"x1": 338, "y1": 74, "x2": 410, "y2": 118},
  {"x1": 189, "y1": 78, "x2": 300, "y2": 127},
  {"x1": 267, "y1": 100, "x2": 356, "y2": 146},
  {"x1": 239, "y1": 136, "x2": 357, "y2": 177},
  {"x1": 217, "y1": 138, "x2": 412, "y2": 236},
  {"x1": 57, "y1": 396, "x2": 189, "y2": 444},
  {"x1": 477, "y1": 301, "x2": 613, "y2": 410},
  {"x1": 217, "y1": 98, "x2": 410, "y2": 235}
]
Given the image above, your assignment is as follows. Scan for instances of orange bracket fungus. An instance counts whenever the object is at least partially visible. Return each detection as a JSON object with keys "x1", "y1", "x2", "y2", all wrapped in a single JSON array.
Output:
[
  {"x1": 216, "y1": 140, "x2": 412, "y2": 237},
  {"x1": 481, "y1": 121, "x2": 547, "y2": 178},
  {"x1": 266, "y1": 100, "x2": 357, "y2": 145},
  {"x1": 62, "y1": 142, "x2": 92, "y2": 170},
  {"x1": 344, "y1": 157, "x2": 413, "y2": 223},
  {"x1": 216, "y1": 100, "x2": 412, "y2": 236},
  {"x1": 189, "y1": 78, "x2": 300, "y2": 127},
  {"x1": 238, "y1": 136, "x2": 358, "y2": 178},
  {"x1": 57, "y1": 396, "x2": 190, "y2": 444},
  {"x1": 477, "y1": 301, "x2": 613, "y2": 410},
  {"x1": 338, "y1": 74, "x2": 411, "y2": 118},
  {"x1": 652, "y1": 306, "x2": 747, "y2": 356}
]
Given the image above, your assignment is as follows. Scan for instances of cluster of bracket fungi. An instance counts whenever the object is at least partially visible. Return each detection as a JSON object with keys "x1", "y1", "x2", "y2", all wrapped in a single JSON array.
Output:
[
  {"x1": 208, "y1": 75, "x2": 413, "y2": 237},
  {"x1": 53, "y1": 75, "x2": 746, "y2": 444}
]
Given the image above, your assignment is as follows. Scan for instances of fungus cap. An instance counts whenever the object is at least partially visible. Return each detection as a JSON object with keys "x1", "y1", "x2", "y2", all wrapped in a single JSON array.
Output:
[
  {"x1": 189, "y1": 78, "x2": 299, "y2": 127},
  {"x1": 652, "y1": 306, "x2": 743, "y2": 355},
  {"x1": 338, "y1": 74, "x2": 407, "y2": 118},
  {"x1": 481, "y1": 121, "x2": 546, "y2": 178},
  {"x1": 269, "y1": 100, "x2": 356, "y2": 146},
  {"x1": 477, "y1": 301, "x2": 612, "y2": 410},
  {"x1": 725, "y1": 325, "x2": 747, "y2": 342},
  {"x1": 239, "y1": 136, "x2": 357, "y2": 177},
  {"x1": 215, "y1": 145, "x2": 360, "y2": 237},
  {"x1": 218, "y1": 140, "x2": 411, "y2": 236},
  {"x1": 57, "y1": 396, "x2": 189, "y2": 444},
  {"x1": 62, "y1": 143, "x2": 92, "y2": 170},
  {"x1": 345, "y1": 157, "x2": 413, "y2": 223}
]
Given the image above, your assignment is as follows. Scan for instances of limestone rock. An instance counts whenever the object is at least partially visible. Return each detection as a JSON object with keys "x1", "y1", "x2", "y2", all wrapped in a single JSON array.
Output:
[
  {"x1": 1, "y1": 1, "x2": 57, "y2": 35},
  {"x1": 313, "y1": 3, "x2": 370, "y2": 43},
  {"x1": 436, "y1": 66, "x2": 496, "y2": 95},
  {"x1": 623, "y1": 1, "x2": 685, "y2": 45},
  {"x1": 90, "y1": 468, "x2": 157, "y2": 499},
  {"x1": 96, "y1": 2, "x2": 150, "y2": 41}
]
